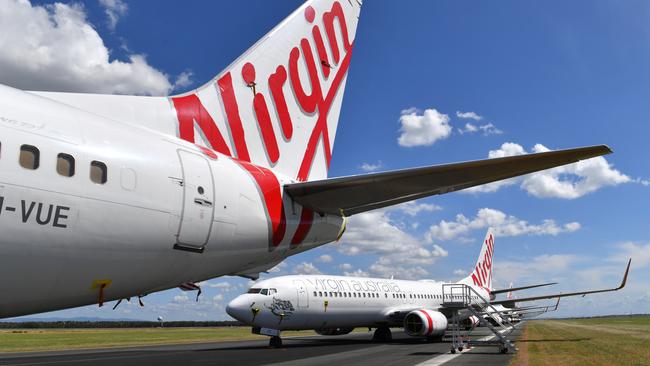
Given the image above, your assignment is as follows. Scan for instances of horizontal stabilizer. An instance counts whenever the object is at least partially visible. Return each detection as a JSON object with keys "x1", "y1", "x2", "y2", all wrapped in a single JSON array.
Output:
[
  {"x1": 491, "y1": 282, "x2": 557, "y2": 295},
  {"x1": 493, "y1": 259, "x2": 631, "y2": 308},
  {"x1": 285, "y1": 145, "x2": 612, "y2": 216}
]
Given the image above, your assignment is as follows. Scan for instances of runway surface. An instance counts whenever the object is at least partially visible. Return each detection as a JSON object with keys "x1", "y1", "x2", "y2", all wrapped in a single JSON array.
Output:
[{"x1": 0, "y1": 326, "x2": 522, "y2": 366}]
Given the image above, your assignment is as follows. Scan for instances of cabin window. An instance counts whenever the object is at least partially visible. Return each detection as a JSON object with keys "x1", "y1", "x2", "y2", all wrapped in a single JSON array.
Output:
[
  {"x1": 313, "y1": 291, "x2": 317, "y2": 297},
  {"x1": 385, "y1": 293, "x2": 388, "y2": 298},
  {"x1": 329, "y1": 292, "x2": 333, "y2": 297},
  {"x1": 318, "y1": 291, "x2": 322, "y2": 297},
  {"x1": 90, "y1": 161, "x2": 107, "y2": 184},
  {"x1": 19, "y1": 145, "x2": 39, "y2": 170},
  {"x1": 56, "y1": 153, "x2": 75, "y2": 177}
]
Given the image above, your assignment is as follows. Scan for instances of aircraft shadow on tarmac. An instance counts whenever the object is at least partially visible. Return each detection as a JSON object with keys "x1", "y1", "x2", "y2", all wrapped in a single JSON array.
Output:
[{"x1": 198, "y1": 336, "x2": 442, "y2": 352}]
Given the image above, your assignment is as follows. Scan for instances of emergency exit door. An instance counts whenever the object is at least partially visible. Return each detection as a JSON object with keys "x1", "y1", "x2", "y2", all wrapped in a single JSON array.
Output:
[{"x1": 176, "y1": 150, "x2": 215, "y2": 251}]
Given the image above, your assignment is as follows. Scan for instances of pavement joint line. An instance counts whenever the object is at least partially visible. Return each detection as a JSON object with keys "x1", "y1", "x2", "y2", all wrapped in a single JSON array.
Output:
[{"x1": 414, "y1": 322, "x2": 523, "y2": 366}]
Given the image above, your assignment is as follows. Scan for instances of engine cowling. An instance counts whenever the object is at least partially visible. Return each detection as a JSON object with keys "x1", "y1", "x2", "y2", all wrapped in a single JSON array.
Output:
[
  {"x1": 404, "y1": 309, "x2": 448, "y2": 337},
  {"x1": 315, "y1": 327, "x2": 354, "y2": 336}
]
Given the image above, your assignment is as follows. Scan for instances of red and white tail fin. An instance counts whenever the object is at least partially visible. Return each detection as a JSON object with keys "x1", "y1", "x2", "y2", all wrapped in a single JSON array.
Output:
[
  {"x1": 170, "y1": 0, "x2": 362, "y2": 181},
  {"x1": 459, "y1": 229, "x2": 495, "y2": 292}
]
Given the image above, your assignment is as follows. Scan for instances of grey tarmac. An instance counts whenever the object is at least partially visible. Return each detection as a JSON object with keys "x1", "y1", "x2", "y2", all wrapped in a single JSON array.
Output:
[{"x1": 0, "y1": 327, "x2": 522, "y2": 366}]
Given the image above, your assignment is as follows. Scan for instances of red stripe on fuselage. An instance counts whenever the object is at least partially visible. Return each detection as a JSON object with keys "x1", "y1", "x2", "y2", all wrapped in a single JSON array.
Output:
[
  {"x1": 234, "y1": 160, "x2": 286, "y2": 247},
  {"x1": 291, "y1": 208, "x2": 314, "y2": 245}
]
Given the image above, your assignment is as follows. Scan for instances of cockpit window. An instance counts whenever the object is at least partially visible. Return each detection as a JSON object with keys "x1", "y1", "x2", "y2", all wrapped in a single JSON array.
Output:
[
  {"x1": 247, "y1": 288, "x2": 262, "y2": 294},
  {"x1": 260, "y1": 289, "x2": 269, "y2": 295},
  {"x1": 268, "y1": 288, "x2": 277, "y2": 295}
]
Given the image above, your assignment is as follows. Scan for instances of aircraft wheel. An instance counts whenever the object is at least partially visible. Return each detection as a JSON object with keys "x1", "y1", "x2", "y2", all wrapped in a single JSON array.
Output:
[
  {"x1": 451, "y1": 348, "x2": 456, "y2": 354},
  {"x1": 269, "y1": 336, "x2": 283, "y2": 348},
  {"x1": 372, "y1": 327, "x2": 392, "y2": 342},
  {"x1": 458, "y1": 346, "x2": 464, "y2": 352},
  {"x1": 500, "y1": 347, "x2": 508, "y2": 354}
]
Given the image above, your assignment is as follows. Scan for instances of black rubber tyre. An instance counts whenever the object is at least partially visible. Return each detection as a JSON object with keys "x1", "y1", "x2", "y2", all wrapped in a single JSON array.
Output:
[
  {"x1": 269, "y1": 336, "x2": 283, "y2": 348},
  {"x1": 372, "y1": 327, "x2": 392, "y2": 343}
]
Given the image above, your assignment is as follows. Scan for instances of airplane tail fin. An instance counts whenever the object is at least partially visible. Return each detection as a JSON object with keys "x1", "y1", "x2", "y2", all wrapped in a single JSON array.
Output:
[
  {"x1": 458, "y1": 228, "x2": 495, "y2": 292},
  {"x1": 170, "y1": 0, "x2": 362, "y2": 181}
]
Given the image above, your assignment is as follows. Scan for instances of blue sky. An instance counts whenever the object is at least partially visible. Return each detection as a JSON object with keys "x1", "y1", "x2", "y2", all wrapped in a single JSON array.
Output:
[{"x1": 1, "y1": 0, "x2": 649, "y2": 320}]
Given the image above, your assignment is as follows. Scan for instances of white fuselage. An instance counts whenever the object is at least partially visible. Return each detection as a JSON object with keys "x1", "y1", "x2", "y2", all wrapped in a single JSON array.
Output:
[
  {"x1": 0, "y1": 84, "x2": 344, "y2": 318},
  {"x1": 226, "y1": 275, "x2": 490, "y2": 330}
]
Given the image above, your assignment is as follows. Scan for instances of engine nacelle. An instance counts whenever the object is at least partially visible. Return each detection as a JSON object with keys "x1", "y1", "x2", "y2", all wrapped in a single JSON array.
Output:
[
  {"x1": 315, "y1": 327, "x2": 354, "y2": 336},
  {"x1": 404, "y1": 309, "x2": 448, "y2": 337}
]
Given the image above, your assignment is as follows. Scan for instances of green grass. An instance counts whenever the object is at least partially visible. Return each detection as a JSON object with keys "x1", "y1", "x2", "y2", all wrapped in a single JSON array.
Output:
[
  {"x1": 510, "y1": 315, "x2": 650, "y2": 366},
  {"x1": 0, "y1": 327, "x2": 329, "y2": 352}
]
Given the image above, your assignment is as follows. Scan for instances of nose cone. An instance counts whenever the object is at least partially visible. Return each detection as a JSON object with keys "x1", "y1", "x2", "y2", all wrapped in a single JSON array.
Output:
[{"x1": 226, "y1": 295, "x2": 250, "y2": 323}]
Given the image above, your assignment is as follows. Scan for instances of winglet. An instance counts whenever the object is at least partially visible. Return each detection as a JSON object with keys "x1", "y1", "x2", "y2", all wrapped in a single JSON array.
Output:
[{"x1": 618, "y1": 258, "x2": 632, "y2": 290}]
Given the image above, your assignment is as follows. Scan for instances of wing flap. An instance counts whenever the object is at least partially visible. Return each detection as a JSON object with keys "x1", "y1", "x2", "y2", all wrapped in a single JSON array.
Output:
[{"x1": 286, "y1": 145, "x2": 612, "y2": 216}]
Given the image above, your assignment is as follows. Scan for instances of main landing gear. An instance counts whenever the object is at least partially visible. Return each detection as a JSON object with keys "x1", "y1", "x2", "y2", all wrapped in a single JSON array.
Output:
[
  {"x1": 269, "y1": 335, "x2": 283, "y2": 348},
  {"x1": 372, "y1": 327, "x2": 392, "y2": 342}
]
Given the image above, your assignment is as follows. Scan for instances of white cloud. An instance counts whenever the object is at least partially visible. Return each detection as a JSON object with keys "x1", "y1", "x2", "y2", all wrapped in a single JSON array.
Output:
[
  {"x1": 478, "y1": 123, "x2": 503, "y2": 135},
  {"x1": 426, "y1": 207, "x2": 580, "y2": 242},
  {"x1": 458, "y1": 122, "x2": 478, "y2": 134},
  {"x1": 456, "y1": 111, "x2": 483, "y2": 120},
  {"x1": 614, "y1": 242, "x2": 650, "y2": 268},
  {"x1": 173, "y1": 69, "x2": 194, "y2": 91},
  {"x1": 360, "y1": 161, "x2": 383, "y2": 172},
  {"x1": 458, "y1": 121, "x2": 502, "y2": 136},
  {"x1": 268, "y1": 262, "x2": 287, "y2": 273},
  {"x1": 199, "y1": 281, "x2": 233, "y2": 291},
  {"x1": 317, "y1": 254, "x2": 333, "y2": 263},
  {"x1": 339, "y1": 263, "x2": 354, "y2": 271},
  {"x1": 293, "y1": 262, "x2": 322, "y2": 275},
  {"x1": 173, "y1": 293, "x2": 189, "y2": 304},
  {"x1": 0, "y1": 0, "x2": 175, "y2": 95},
  {"x1": 343, "y1": 269, "x2": 370, "y2": 277},
  {"x1": 465, "y1": 142, "x2": 630, "y2": 198},
  {"x1": 394, "y1": 201, "x2": 442, "y2": 217},
  {"x1": 453, "y1": 269, "x2": 467, "y2": 276},
  {"x1": 99, "y1": 0, "x2": 128, "y2": 31},
  {"x1": 398, "y1": 108, "x2": 452, "y2": 147},
  {"x1": 339, "y1": 208, "x2": 448, "y2": 279}
]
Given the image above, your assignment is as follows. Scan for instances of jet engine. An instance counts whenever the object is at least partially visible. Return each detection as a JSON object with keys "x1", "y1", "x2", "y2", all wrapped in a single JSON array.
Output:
[
  {"x1": 315, "y1": 327, "x2": 354, "y2": 336},
  {"x1": 403, "y1": 309, "x2": 448, "y2": 337}
]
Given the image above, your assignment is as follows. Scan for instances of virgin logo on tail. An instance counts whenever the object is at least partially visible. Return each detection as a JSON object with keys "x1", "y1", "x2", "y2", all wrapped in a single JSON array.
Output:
[
  {"x1": 170, "y1": 1, "x2": 355, "y2": 182},
  {"x1": 471, "y1": 233, "x2": 494, "y2": 290}
]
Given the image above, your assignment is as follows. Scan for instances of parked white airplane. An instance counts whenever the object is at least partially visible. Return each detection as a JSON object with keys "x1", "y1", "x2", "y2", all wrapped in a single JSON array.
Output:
[
  {"x1": 226, "y1": 230, "x2": 631, "y2": 347},
  {"x1": 0, "y1": 0, "x2": 613, "y2": 319}
]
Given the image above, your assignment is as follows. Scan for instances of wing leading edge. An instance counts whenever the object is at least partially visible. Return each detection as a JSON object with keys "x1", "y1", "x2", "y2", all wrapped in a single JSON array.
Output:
[
  {"x1": 285, "y1": 145, "x2": 612, "y2": 216},
  {"x1": 492, "y1": 259, "x2": 631, "y2": 309}
]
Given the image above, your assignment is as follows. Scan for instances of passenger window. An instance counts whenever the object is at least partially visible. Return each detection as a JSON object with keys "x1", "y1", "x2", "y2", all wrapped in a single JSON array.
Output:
[
  {"x1": 57, "y1": 153, "x2": 75, "y2": 177},
  {"x1": 90, "y1": 161, "x2": 107, "y2": 184},
  {"x1": 318, "y1": 291, "x2": 322, "y2": 297},
  {"x1": 313, "y1": 291, "x2": 317, "y2": 296},
  {"x1": 19, "y1": 145, "x2": 39, "y2": 170}
]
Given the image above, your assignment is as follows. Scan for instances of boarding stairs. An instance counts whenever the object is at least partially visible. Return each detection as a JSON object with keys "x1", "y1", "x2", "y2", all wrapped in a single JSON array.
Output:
[{"x1": 442, "y1": 284, "x2": 517, "y2": 354}]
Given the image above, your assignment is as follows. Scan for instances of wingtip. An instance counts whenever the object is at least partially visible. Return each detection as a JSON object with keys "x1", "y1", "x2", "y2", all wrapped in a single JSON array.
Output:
[{"x1": 620, "y1": 258, "x2": 632, "y2": 289}]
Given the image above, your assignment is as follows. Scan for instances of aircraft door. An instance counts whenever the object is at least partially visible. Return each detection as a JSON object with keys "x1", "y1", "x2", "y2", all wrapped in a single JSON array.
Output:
[
  {"x1": 293, "y1": 280, "x2": 309, "y2": 308},
  {"x1": 176, "y1": 150, "x2": 215, "y2": 251}
]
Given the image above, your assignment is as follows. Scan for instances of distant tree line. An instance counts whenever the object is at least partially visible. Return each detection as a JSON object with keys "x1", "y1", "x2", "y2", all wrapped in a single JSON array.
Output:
[{"x1": 0, "y1": 320, "x2": 244, "y2": 329}]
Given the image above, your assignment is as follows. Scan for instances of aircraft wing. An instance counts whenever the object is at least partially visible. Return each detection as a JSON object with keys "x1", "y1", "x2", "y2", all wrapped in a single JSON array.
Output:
[
  {"x1": 492, "y1": 259, "x2": 631, "y2": 309},
  {"x1": 285, "y1": 145, "x2": 612, "y2": 216},
  {"x1": 491, "y1": 282, "x2": 557, "y2": 295}
]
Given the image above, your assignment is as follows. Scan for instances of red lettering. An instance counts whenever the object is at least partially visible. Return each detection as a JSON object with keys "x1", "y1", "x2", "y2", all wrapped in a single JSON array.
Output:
[
  {"x1": 289, "y1": 40, "x2": 322, "y2": 114},
  {"x1": 322, "y1": 1, "x2": 352, "y2": 65},
  {"x1": 312, "y1": 25, "x2": 331, "y2": 78},
  {"x1": 171, "y1": 94, "x2": 231, "y2": 156},
  {"x1": 244, "y1": 62, "x2": 280, "y2": 164},
  {"x1": 218, "y1": 72, "x2": 250, "y2": 161},
  {"x1": 268, "y1": 66, "x2": 294, "y2": 140}
]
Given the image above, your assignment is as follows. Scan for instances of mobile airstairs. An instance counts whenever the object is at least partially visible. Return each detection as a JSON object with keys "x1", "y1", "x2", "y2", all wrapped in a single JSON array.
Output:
[{"x1": 442, "y1": 284, "x2": 518, "y2": 354}]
